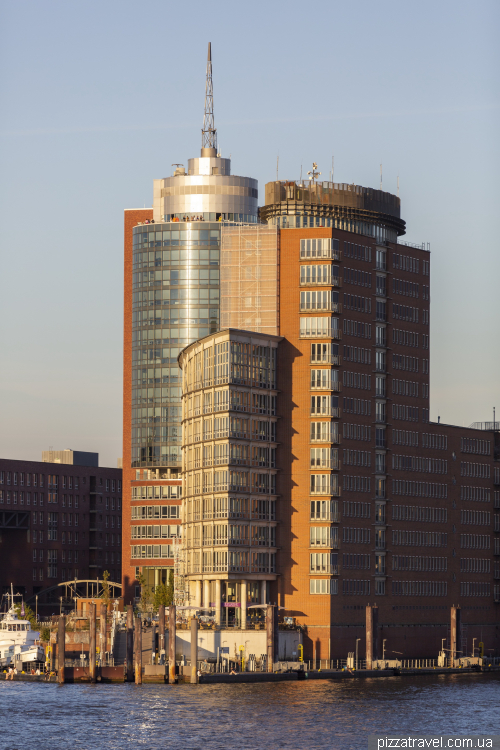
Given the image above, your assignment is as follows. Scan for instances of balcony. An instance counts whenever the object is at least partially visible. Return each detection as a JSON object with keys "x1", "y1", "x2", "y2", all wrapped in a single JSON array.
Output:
[
  {"x1": 300, "y1": 301, "x2": 342, "y2": 313},
  {"x1": 310, "y1": 381, "x2": 341, "y2": 392},
  {"x1": 300, "y1": 328, "x2": 341, "y2": 340},
  {"x1": 311, "y1": 354, "x2": 341, "y2": 366},
  {"x1": 309, "y1": 564, "x2": 339, "y2": 574},
  {"x1": 310, "y1": 457, "x2": 340, "y2": 470},
  {"x1": 310, "y1": 434, "x2": 340, "y2": 444},
  {"x1": 310, "y1": 406, "x2": 340, "y2": 418}
]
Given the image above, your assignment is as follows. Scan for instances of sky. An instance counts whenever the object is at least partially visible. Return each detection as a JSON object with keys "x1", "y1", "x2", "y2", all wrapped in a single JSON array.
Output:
[{"x1": 0, "y1": 0, "x2": 498, "y2": 468}]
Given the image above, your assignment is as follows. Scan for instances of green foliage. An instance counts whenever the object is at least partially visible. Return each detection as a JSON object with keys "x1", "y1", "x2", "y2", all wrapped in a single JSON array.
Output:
[
  {"x1": 137, "y1": 573, "x2": 153, "y2": 614},
  {"x1": 40, "y1": 627, "x2": 51, "y2": 642},
  {"x1": 153, "y1": 571, "x2": 174, "y2": 610},
  {"x1": 14, "y1": 604, "x2": 37, "y2": 631},
  {"x1": 100, "y1": 570, "x2": 111, "y2": 608}
]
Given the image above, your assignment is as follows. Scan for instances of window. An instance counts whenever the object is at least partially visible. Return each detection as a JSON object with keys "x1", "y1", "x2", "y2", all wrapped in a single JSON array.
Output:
[
  {"x1": 310, "y1": 552, "x2": 338, "y2": 574},
  {"x1": 393, "y1": 253, "x2": 419, "y2": 273},
  {"x1": 310, "y1": 526, "x2": 338, "y2": 547},
  {"x1": 343, "y1": 423, "x2": 370, "y2": 441},
  {"x1": 392, "y1": 480, "x2": 447, "y2": 499},
  {"x1": 343, "y1": 294, "x2": 371, "y2": 314},
  {"x1": 392, "y1": 581, "x2": 447, "y2": 596},
  {"x1": 343, "y1": 346, "x2": 371, "y2": 364},
  {"x1": 300, "y1": 317, "x2": 339, "y2": 338},
  {"x1": 300, "y1": 264, "x2": 339, "y2": 286},
  {"x1": 343, "y1": 527, "x2": 370, "y2": 543},
  {"x1": 376, "y1": 275, "x2": 386, "y2": 296},
  {"x1": 300, "y1": 237, "x2": 338, "y2": 259},
  {"x1": 344, "y1": 242, "x2": 371, "y2": 262},
  {"x1": 310, "y1": 579, "x2": 338, "y2": 595},
  {"x1": 300, "y1": 290, "x2": 339, "y2": 311},
  {"x1": 344, "y1": 268, "x2": 371, "y2": 288},
  {"x1": 310, "y1": 342, "x2": 340, "y2": 364},
  {"x1": 392, "y1": 505, "x2": 447, "y2": 523},
  {"x1": 310, "y1": 474, "x2": 338, "y2": 495},
  {"x1": 342, "y1": 579, "x2": 370, "y2": 595},
  {"x1": 343, "y1": 319, "x2": 371, "y2": 338}
]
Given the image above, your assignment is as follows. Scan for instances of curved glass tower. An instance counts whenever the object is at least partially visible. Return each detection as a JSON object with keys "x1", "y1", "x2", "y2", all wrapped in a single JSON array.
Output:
[{"x1": 123, "y1": 45, "x2": 259, "y2": 599}]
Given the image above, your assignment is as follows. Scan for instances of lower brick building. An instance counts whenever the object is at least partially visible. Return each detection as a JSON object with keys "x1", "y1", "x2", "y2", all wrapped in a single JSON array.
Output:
[{"x1": 0, "y1": 454, "x2": 122, "y2": 611}]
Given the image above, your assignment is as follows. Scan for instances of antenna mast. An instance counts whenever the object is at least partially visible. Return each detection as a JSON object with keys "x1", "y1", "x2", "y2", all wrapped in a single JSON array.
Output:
[
  {"x1": 380, "y1": 163, "x2": 383, "y2": 190},
  {"x1": 201, "y1": 42, "x2": 217, "y2": 156}
]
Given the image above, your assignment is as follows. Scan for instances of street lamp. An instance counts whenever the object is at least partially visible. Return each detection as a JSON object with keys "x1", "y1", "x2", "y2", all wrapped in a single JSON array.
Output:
[
  {"x1": 35, "y1": 595, "x2": 38, "y2": 623},
  {"x1": 355, "y1": 638, "x2": 361, "y2": 670}
]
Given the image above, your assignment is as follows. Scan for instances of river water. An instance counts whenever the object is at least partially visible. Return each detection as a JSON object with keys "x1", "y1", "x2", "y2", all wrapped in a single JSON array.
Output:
[{"x1": 1, "y1": 673, "x2": 499, "y2": 750}]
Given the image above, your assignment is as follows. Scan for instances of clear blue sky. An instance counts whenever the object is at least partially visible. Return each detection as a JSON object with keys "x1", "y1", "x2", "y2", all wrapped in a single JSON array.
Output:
[{"x1": 0, "y1": 0, "x2": 498, "y2": 467}]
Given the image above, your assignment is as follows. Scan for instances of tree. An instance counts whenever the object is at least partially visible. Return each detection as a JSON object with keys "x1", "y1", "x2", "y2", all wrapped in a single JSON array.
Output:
[
  {"x1": 137, "y1": 573, "x2": 153, "y2": 615},
  {"x1": 14, "y1": 603, "x2": 38, "y2": 631},
  {"x1": 153, "y1": 571, "x2": 175, "y2": 610},
  {"x1": 100, "y1": 570, "x2": 111, "y2": 609}
]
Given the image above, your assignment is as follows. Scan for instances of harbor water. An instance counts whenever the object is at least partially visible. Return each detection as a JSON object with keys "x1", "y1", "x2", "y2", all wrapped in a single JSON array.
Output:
[{"x1": 1, "y1": 673, "x2": 499, "y2": 750}]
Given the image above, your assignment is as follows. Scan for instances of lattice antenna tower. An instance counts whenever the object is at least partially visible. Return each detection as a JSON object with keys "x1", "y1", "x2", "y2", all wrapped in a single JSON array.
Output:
[{"x1": 202, "y1": 42, "x2": 217, "y2": 153}]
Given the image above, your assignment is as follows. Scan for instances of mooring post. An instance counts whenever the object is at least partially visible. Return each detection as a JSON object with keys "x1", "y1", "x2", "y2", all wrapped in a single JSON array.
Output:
[
  {"x1": 89, "y1": 602, "x2": 96, "y2": 683},
  {"x1": 366, "y1": 604, "x2": 373, "y2": 669},
  {"x1": 266, "y1": 604, "x2": 274, "y2": 672},
  {"x1": 450, "y1": 605, "x2": 461, "y2": 666},
  {"x1": 134, "y1": 616, "x2": 142, "y2": 684},
  {"x1": 126, "y1": 604, "x2": 134, "y2": 682},
  {"x1": 57, "y1": 614, "x2": 65, "y2": 684},
  {"x1": 190, "y1": 616, "x2": 198, "y2": 684},
  {"x1": 168, "y1": 605, "x2": 177, "y2": 683},
  {"x1": 158, "y1": 605, "x2": 165, "y2": 663},
  {"x1": 100, "y1": 603, "x2": 107, "y2": 665}
]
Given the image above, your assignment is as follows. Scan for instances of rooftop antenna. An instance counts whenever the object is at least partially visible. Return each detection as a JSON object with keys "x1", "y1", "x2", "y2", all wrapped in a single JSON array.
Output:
[
  {"x1": 201, "y1": 42, "x2": 217, "y2": 157},
  {"x1": 397, "y1": 175, "x2": 400, "y2": 198},
  {"x1": 380, "y1": 163, "x2": 383, "y2": 190},
  {"x1": 332, "y1": 155, "x2": 334, "y2": 184},
  {"x1": 300, "y1": 164, "x2": 302, "y2": 183},
  {"x1": 277, "y1": 154, "x2": 279, "y2": 181},
  {"x1": 307, "y1": 162, "x2": 321, "y2": 183},
  {"x1": 494, "y1": 406, "x2": 497, "y2": 430}
]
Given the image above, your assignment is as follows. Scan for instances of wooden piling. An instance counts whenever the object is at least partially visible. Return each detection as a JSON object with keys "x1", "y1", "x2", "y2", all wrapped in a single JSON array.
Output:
[
  {"x1": 366, "y1": 604, "x2": 379, "y2": 669},
  {"x1": 100, "y1": 603, "x2": 107, "y2": 664},
  {"x1": 57, "y1": 615, "x2": 65, "y2": 684},
  {"x1": 158, "y1": 605, "x2": 165, "y2": 662},
  {"x1": 266, "y1": 604, "x2": 274, "y2": 672},
  {"x1": 134, "y1": 616, "x2": 142, "y2": 684},
  {"x1": 89, "y1": 602, "x2": 96, "y2": 683},
  {"x1": 190, "y1": 617, "x2": 198, "y2": 684},
  {"x1": 168, "y1": 605, "x2": 177, "y2": 684},
  {"x1": 126, "y1": 604, "x2": 134, "y2": 682},
  {"x1": 450, "y1": 605, "x2": 461, "y2": 665}
]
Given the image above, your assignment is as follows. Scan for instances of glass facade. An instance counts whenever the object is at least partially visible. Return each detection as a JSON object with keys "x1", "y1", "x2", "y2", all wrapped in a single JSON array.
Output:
[{"x1": 131, "y1": 221, "x2": 222, "y2": 469}]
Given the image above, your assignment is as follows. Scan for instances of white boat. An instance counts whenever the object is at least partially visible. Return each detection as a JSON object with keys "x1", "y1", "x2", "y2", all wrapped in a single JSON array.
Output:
[{"x1": 0, "y1": 594, "x2": 45, "y2": 668}]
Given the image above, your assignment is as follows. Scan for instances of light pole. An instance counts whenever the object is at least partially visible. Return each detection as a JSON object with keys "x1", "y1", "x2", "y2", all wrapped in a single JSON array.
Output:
[
  {"x1": 472, "y1": 638, "x2": 477, "y2": 658},
  {"x1": 382, "y1": 639, "x2": 387, "y2": 661},
  {"x1": 355, "y1": 638, "x2": 361, "y2": 670},
  {"x1": 35, "y1": 595, "x2": 38, "y2": 623}
]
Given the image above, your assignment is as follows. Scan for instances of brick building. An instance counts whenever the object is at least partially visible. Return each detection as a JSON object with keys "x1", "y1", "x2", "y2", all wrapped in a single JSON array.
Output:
[
  {"x1": 122, "y1": 50, "x2": 499, "y2": 659},
  {"x1": 0, "y1": 454, "x2": 122, "y2": 609}
]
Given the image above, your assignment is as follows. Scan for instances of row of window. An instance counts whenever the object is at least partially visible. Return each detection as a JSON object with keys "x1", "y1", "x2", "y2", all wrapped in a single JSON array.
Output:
[
  {"x1": 393, "y1": 278, "x2": 419, "y2": 298},
  {"x1": 392, "y1": 455, "x2": 447, "y2": 474},
  {"x1": 343, "y1": 320, "x2": 371, "y2": 339},
  {"x1": 343, "y1": 372, "x2": 371, "y2": 390},
  {"x1": 392, "y1": 480, "x2": 448, "y2": 498},
  {"x1": 460, "y1": 462, "x2": 490, "y2": 479},
  {"x1": 392, "y1": 354, "x2": 420, "y2": 372},
  {"x1": 343, "y1": 450, "x2": 371, "y2": 467},
  {"x1": 392, "y1": 329, "x2": 419, "y2": 348},
  {"x1": 392, "y1": 404, "x2": 419, "y2": 422},
  {"x1": 392, "y1": 505, "x2": 447, "y2": 523},
  {"x1": 0, "y1": 491, "x2": 45, "y2": 505},
  {"x1": 461, "y1": 438, "x2": 491, "y2": 456},
  {"x1": 461, "y1": 510, "x2": 490, "y2": 526},
  {"x1": 460, "y1": 487, "x2": 490, "y2": 502},
  {"x1": 392, "y1": 379, "x2": 419, "y2": 398},
  {"x1": 343, "y1": 294, "x2": 371, "y2": 313},
  {"x1": 392, "y1": 555, "x2": 447, "y2": 571}
]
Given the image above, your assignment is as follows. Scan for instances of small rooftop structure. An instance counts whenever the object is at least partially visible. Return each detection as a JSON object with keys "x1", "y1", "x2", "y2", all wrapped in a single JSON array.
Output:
[{"x1": 41, "y1": 449, "x2": 99, "y2": 467}]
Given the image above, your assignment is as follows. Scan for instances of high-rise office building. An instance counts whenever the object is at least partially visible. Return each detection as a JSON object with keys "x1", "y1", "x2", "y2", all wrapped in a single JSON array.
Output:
[
  {"x1": 122, "y1": 45, "x2": 259, "y2": 599},
  {"x1": 124, "y1": 47, "x2": 499, "y2": 659}
]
